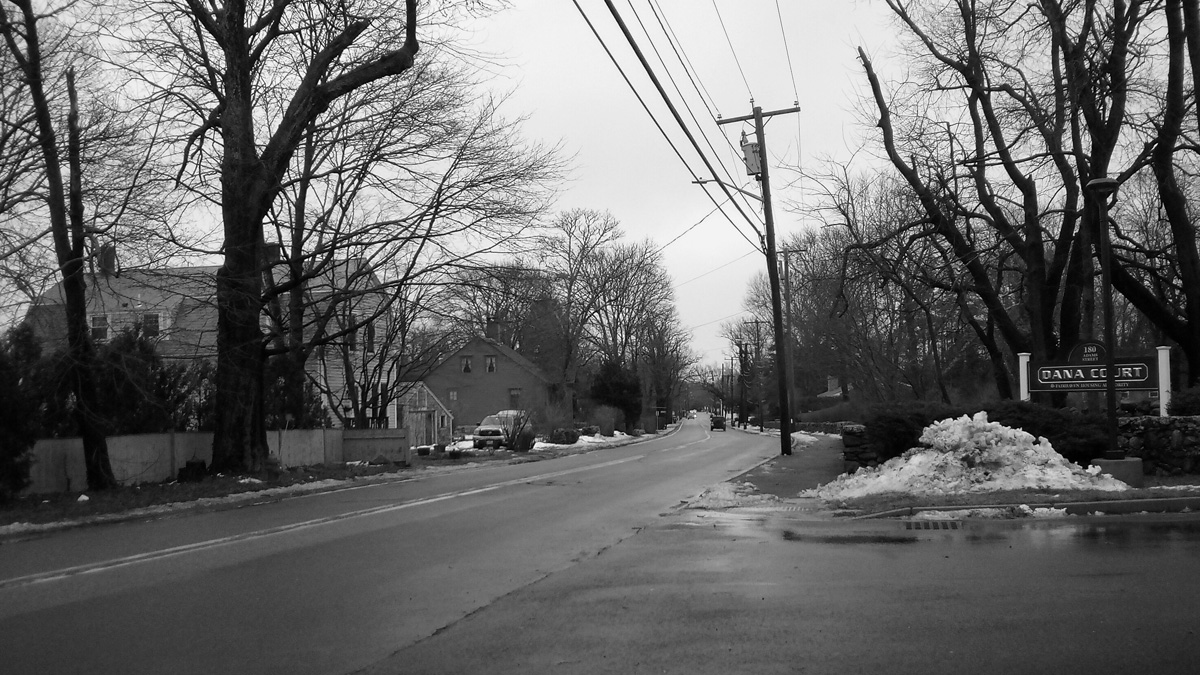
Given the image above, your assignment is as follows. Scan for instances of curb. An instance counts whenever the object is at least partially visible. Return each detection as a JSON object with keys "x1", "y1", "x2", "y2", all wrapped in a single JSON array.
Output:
[{"x1": 854, "y1": 495, "x2": 1200, "y2": 519}]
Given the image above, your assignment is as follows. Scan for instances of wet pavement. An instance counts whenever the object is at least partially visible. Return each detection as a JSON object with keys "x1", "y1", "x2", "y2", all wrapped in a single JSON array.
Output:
[
  {"x1": 371, "y1": 500, "x2": 1200, "y2": 674},
  {"x1": 366, "y1": 426, "x2": 1200, "y2": 673}
]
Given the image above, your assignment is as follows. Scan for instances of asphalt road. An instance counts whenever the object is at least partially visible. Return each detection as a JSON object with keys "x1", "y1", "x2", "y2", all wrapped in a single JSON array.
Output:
[
  {"x1": 0, "y1": 417, "x2": 774, "y2": 675},
  {"x1": 385, "y1": 508, "x2": 1200, "y2": 675},
  {"x1": 7, "y1": 417, "x2": 1200, "y2": 674}
]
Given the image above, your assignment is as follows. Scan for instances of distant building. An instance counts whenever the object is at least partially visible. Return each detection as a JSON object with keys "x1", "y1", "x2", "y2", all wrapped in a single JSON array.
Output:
[
  {"x1": 423, "y1": 320, "x2": 553, "y2": 435},
  {"x1": 388, "y1": 382, "x2": 454, "y2": 447},
  {"x1": 817, "y1": 376, "x2": 843, "y2": 399},
  {"x1": 23, "y1": 256, "x2": 389, "y2": 428}
]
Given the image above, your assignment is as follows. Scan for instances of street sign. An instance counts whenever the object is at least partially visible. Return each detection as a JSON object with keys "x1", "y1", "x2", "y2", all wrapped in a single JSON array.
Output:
[{"x1": 1029, "y1": 341, "x2": 1158, "y2": 392}]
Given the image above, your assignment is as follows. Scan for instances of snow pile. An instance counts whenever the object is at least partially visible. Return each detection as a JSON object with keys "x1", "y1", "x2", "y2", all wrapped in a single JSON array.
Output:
[
  {"x1": 809, "y1": 412, "x2": 1131, "y2": 501},
  {"x1": 534, "y1": 431, "x2": 630, "y2": 451},
  {"x1": 687, "y1": 481, "x2": 778, "y2": 509}
]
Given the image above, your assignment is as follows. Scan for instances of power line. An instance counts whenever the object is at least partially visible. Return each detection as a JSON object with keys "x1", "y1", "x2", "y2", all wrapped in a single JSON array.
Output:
[
  {"x1": 649, "y1": 0, "x2": 720, "y2": 119},
  {"x1": 675, "y1": 250, "x2": 756, "y2": 286},
  {"x1": 599, "y1": 0, "x2": 765, "y2": 243},
  {"x1": 775, "y1": 0, "x2": 800, "y2": 106},
  {"x1": 627, "y1": 0, "x2": 759, "y2": 227},
  {"x1": 711, "y1": 0, "x2": 753, "y2": 101},
  {"x1": 648, "y1": 0, "x2": 764, "y2": 224},
  {"x1": 688, "y1": 308, "x2": 750, "y2": 331},
  {"x1": 655, "y1": 198, "x2": 730, "y2": 254},
  {"x1": 570, "y1": 0, "x2": 761, "y2": 251},
  {"x1": 569, "y1": 0, "x2": 697, "y2": 185}
]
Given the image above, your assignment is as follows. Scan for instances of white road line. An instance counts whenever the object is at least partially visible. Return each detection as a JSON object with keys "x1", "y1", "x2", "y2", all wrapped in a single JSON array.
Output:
[{"x1": 0, "y1": 455, "x2": 643, "y2": 590}]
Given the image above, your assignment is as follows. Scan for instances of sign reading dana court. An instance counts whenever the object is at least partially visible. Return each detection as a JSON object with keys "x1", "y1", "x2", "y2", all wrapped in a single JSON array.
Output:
[{"x1": 1028, "y1": 341, "x2": 1158, "y2": 392}]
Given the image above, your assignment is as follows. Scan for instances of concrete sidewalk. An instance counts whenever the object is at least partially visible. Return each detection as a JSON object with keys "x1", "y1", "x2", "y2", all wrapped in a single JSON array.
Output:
[{"x1": 732, "y1": 431, "x2": 845, "y2": 499}]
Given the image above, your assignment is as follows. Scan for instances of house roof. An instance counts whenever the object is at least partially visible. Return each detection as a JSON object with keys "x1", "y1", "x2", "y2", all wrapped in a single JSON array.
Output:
[
  {"x1": 31, "y1": 266, "x2": 220, "y2": 311},
  {"x1": 29, "y1": 256, "x2": 382, "y2": 314},
  {"x1": 396, "y1": 381, "x2": 453, "y2": 415},
  {"x1": 482, "y1": 337, "x2": 551, "y2": 384},
  {"x1": 436, "y1": 336, "x2": 551, "y2": 384}
]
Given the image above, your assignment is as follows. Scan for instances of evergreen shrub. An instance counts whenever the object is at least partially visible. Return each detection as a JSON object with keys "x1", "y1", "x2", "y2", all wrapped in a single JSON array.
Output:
[
  {"x1": 862, "y1": 401, "x2": 964, "y2": 462},
  {"x1": 548, "y1": 428, "x2": 581, "y2": 445},
  {"x1": 1168, "y1": 386, "x2": 1200, "y2": 416},
  {"x1": 981, "y1": 400, "x2": 1107, "y2": 465},
  {"x1": 513, "y1": 428, "x2": 537, "y2": 452},
  {"x1": 861, "y1": 399, "x2": 1108, "y2": 466}
]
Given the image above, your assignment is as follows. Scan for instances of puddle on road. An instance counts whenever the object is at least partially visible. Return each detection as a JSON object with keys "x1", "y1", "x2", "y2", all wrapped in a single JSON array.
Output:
[
  {"x1": 670, "y1": 508, "x2": 1200, "y2": 551},
  {"x1": 781, "y1": 529, "x2": 918, "y2": 545}
]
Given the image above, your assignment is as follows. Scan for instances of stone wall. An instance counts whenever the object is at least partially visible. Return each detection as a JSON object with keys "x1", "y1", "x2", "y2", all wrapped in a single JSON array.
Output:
[
  {"x1": 794, "y1": 422, "x2": 856, "y2": 435},
  {"x1": 1118, "y1": 416, "x2": 1200, "y2": 475},
  {"x1": 835, "y1": 416, "x2": 1200, "y2": 476}
]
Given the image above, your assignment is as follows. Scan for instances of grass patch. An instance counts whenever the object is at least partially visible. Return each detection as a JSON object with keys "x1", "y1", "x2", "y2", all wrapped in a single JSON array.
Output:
[
  {"x1": 0, "y1": 442, "x2": 599, "y2": 530},
  {"x1": 0, "y1": 463, "x2": 414, "y2": 528}
]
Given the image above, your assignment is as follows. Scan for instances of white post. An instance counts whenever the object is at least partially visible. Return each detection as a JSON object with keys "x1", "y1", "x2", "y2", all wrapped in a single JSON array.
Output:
[
  {"x1": 1158, "y1": 346, "x2": 1171, "y2": 417},
  {"x1": 1018, "y1": 353, "x2": 1031, "y2": 401}
]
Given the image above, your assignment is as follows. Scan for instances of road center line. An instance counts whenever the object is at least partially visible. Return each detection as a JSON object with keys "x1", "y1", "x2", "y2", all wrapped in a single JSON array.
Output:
[{"x1": 0, "y1": 455, "x2": 643, "y2": 591}]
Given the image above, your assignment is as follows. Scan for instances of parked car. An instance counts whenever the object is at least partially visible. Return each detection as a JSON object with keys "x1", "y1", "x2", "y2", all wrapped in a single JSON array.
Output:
[
  {"x1": 710, "y1": 414, "x2": 726, "y2": 431},
  {"x1": 473, "y1": 415, "x2": 508, "y2": 449},
  {"x1": 472, "y1": 410, "x2": 528, "y2": 449}
]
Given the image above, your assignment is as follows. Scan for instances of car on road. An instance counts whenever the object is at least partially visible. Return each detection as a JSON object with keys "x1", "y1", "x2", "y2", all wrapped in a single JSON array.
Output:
[{"x1": 710, "y1": 415, "x2": 726, "y2": 431}]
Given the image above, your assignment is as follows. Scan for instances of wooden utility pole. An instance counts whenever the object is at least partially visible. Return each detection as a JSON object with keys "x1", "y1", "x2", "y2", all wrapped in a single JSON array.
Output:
[
  {"x1": 781, "y1": 249, "x2": 804, "y2": 423},
  {"x1": 719, "y1": 104, "x2": 800, "y2": 455}
]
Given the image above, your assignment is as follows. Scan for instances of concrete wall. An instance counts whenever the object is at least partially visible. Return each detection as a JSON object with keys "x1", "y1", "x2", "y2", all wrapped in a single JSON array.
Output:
[
  {"x1": 24, "y1": 426, "x2": 405, "y2": 495},
  {"x1": 344, "y1": 428, "x2": 409, "y2": 464},
  {"x1": 27, "y1": 433, "x2": 216, "y2": 495}
]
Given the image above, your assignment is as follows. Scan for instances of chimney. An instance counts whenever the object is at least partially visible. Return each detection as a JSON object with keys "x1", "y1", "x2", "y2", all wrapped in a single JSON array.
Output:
[
  {"x1": 98, "y1": 244, "x2": 118, "y2": 277},
  {"x1": 485, "y1": 317, "x2": 499, "y2": 340},
  {"x1": 826, "y1": 376, "x2": 839, "y2": 393}
]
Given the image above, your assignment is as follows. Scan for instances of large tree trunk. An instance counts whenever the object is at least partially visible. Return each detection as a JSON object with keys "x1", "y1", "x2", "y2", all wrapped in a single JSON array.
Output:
[
  {"x1": 207, "y1": 2, "x2": 419, "y2": 472},
  {"x1": 210, "y1": 9, "x2": 271, "y2": 473}
]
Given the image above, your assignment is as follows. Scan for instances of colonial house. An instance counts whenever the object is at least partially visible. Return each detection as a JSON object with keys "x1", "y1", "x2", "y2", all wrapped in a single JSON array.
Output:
[
  {"x1": 23, "y1": 253, "x2": 393, "y2": 429},
  {"x1": 422, "y1": 322, "x2": 554, "y2": 436},
  {"x1": 23, "y1": 263, "x2": 222, "y2": 363}
]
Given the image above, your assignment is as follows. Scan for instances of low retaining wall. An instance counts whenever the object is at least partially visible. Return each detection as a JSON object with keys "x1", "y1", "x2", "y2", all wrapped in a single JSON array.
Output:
[
  {"x1": 1118, "y1": 416, "x2": 1200, "y2": 474},
  {"x1": 344, "y1": 428, "x2": 408, "y2": 465},
  {"x1": 837, "y1": 416, "x2": 1200, "y2": 475},
  {"x1": 25, "y1": 427, "x2": 408, "y2": 495},
  {"x1": 795, "y1": 422, "x2": 856, "y2": 435},
  {"x1": 27, "y1": 433, "x2": 215, "y2": 495}
]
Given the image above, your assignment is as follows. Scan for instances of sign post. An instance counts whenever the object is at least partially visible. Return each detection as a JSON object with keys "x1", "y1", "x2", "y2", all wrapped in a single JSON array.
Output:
[{"x1": 1028, "y1": 341, "x2": 1151, "y2": 487}]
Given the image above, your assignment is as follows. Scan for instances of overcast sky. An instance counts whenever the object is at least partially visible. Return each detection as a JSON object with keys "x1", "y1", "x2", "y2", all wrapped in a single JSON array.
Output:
[{"x1": 467, "y1": 0, "x2": 898, "y2": 365}]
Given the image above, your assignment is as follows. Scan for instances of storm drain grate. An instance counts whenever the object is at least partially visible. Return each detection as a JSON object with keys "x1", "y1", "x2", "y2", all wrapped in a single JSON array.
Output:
[{"x1": 904, "y1": 520, "x2": 961, "y2": 530}]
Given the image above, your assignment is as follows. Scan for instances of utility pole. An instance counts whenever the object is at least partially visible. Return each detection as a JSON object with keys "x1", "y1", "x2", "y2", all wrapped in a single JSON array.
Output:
[
  {"x1": 719, "y1": 104, "x2": 801, "y2": 455},
  {"x1": 735, "y1": 341, "x2": 747, "y2": 429},
  {"x1": 781, "y1": 248, "x2": 804, "y2": 424}
]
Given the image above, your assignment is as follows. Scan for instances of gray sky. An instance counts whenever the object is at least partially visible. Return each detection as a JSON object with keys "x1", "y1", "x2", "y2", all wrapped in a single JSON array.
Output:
[{"x1": 469, "y1": 0, "x2": 897, "y2": 364}]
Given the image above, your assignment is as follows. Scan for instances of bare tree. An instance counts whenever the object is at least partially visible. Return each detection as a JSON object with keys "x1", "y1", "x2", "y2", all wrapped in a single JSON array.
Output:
[
  {"x1": 0, "y1": 0, "x2": 117, "y2": 487},
  {"x1": 536, "y1": 208, "x2": 624, "y2": 410},
  {"x1": 114, "y1": 0, "x2": 512, "y2": 472},
  {"x1": 837, "y1": 0, "x2": 1180, "y2": 399}
]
